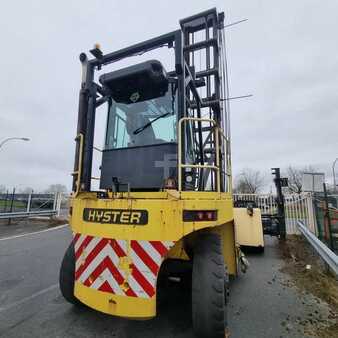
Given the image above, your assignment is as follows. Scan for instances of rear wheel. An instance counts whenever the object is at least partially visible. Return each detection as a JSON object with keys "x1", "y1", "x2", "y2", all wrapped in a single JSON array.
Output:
[
  {"x1": 192, "y1": 233, "x2": 228, "y2": 338},
  {"x1": 59, "y1": 241, "x2": 81, "y2": 305}
]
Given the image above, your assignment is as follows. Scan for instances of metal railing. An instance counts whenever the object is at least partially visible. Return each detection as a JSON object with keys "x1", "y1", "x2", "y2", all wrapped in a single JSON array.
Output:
[
  {"x1": 297, "y1": 220, "x2": 338, "y2": 277},
  {"x1": 284, "y1": 193, "x2": 317, "y2": 235},
  {"x1": 178, "y1": 117, "x2": 220, "y2": 192},
  {"x1": 178, "y1": 117, "x2": 224, "y2": 192},
  {"x1": 0, "y1": 192, "x2": 63, "y2": 220},
  {"x1": 233, "y1": 193, "x2": 277, "y2": 215},
  {"x1": 0, "y1": 210, "x2": 58, "y2": 219}
]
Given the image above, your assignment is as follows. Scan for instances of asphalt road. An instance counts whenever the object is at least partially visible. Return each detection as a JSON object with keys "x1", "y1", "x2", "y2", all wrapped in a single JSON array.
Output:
[{"x1": 0, "y1": 226, "x2": 331, "y2": 338}]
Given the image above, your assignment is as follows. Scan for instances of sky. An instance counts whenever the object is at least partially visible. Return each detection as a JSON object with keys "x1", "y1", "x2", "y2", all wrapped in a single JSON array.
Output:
[{"x1": 0, "y1": 0, "x2": 337, "y2": 192}]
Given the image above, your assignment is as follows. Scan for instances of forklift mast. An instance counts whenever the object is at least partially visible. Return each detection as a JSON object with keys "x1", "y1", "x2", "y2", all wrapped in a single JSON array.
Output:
[{"x1": 72, "y1": 8, "x2": 231, "y2": 195}]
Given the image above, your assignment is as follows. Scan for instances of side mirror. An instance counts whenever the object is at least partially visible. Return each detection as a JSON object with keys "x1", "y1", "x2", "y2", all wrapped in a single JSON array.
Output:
[{"x1": 99, "y1": 60, "x2": 168, "y2": 104}]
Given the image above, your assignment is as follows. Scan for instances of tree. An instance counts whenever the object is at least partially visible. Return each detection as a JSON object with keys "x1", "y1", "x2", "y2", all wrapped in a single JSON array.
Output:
[
  {"x1": 285, "y1": 165, "x2": 316, "y2": 194},
  {"x1": 233, "y1": 168, "x2": 265, "y2": 194},
  {"x1": 0, "y1": 185, "x2": 6, "y2": 194},
  {"x1": 45, "y1": 184, "x2": 68, "y2": 194}
]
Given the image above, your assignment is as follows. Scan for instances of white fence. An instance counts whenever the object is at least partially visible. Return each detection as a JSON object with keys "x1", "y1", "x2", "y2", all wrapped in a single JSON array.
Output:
[
  {"x1": 233, "y1": 193, "x2": 277, "y2": 215},
  {"x1": 284, "y1": 193, "x2": 316, "y2": 235},
  {"x1": 234, "y1": 193, "x2": 317, "y2": 235}
]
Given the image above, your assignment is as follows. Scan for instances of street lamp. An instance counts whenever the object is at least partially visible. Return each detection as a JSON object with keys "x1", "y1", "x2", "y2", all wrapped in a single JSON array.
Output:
[
  {"x1": 0, "y1": 137, "x2": 30, "y2": 150},
  {"x1": 333, "y1": 158, "x2": 338, "y2": 193}
]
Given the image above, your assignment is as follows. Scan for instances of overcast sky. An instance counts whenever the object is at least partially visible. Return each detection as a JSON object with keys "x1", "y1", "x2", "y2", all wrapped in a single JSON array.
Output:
[{"x1": 0, "y1": 0, "x2": 337, "y2": 192}]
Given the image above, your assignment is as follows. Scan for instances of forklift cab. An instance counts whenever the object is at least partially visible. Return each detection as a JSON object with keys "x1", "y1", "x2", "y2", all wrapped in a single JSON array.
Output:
[{"x1": 99, "y1": 60, "x2": 178, "y2": 191}]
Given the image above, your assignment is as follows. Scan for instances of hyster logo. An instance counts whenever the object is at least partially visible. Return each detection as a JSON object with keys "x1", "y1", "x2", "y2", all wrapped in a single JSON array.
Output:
[{"x1": 83, "y1": 208, "x2": 148, "y2": 225}]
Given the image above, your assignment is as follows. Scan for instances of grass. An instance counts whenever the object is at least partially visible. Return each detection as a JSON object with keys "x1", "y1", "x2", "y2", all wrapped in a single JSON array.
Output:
[
  {"x1": 0, "y1": 200, "x2": 26, "y2": 209},
  {"x1": 280, "y1": 235, "x2": 338, "y2": 338}
]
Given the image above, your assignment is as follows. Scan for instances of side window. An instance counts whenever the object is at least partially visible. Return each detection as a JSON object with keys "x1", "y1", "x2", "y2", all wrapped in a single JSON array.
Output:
[
  {"x1": 105, "y1": 107, "x2": 130, "y2": 149},
  {"x1": 114, "y1": 108, "x2": 130, "y2": 148}
]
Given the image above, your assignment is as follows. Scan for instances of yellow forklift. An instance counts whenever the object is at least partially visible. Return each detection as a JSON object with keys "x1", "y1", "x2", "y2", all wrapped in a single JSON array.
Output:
[{"x1": 60, "y1": 8, "x2": 245, "y2": 337}]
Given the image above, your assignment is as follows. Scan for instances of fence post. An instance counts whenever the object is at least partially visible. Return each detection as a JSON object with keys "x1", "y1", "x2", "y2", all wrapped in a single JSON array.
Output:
[
  {"x1": 323, "y1": 183, "x2": 334, "y2": 250},
  {"x1": 296, "y1": 194, "x2": 301, "y2": 231},
  {"x1": 306, "y1": 193, "x2": 316, "y2": 235},
  {"x1": 291, "y1": 195, "x2": 297, "y2": 234},
  {"x1": 312, "y1": 193, "x2": 318, "y2": 236},
  {"x1": 26, "y1": 193, "x2": 32, "y2": 213},
  {"x1": 56, "y1": 193, "x2": 62, "y2": 217},
  {"x1": 8, "y1": 188, "x2": 15, "y2": 225},
  {"x1": 284, "y1": 195, "x2": 290, "y2": 234},
  {"x1": 53, "y1": 192, "x2": 58, "y2": 212}
]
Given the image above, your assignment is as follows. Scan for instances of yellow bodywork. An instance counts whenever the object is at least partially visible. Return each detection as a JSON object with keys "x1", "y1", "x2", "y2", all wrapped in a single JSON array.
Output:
[
  {"x1": 71, "y1": 190, "x2": 237, "y2": 319},
  {"x1": 234, "y1": 207, "x2": 264, "y2": 248}
]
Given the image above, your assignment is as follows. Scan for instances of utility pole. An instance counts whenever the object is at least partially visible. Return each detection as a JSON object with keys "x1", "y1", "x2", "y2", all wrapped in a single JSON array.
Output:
[{"x1": 271, "y1": 168, "x2": 288, "y2": 240}]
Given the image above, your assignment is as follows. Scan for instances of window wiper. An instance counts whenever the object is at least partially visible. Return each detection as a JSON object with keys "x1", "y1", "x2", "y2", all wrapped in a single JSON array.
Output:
[{"x1": 133, "y1": 112, "x2": 170, "y2": 135}]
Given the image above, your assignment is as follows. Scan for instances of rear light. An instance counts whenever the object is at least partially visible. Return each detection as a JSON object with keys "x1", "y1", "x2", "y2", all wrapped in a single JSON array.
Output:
[{"x1": 183, "y1": 210, "x2": 217, "y2": 222}]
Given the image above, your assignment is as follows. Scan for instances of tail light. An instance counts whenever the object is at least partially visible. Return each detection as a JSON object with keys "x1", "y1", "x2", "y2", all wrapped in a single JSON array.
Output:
[{"x1": 183, "y1": 210, "x2": 217, "y2": 222}]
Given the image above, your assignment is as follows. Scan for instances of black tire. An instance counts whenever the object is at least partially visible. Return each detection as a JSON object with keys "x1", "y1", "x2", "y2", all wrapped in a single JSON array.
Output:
[
  {"x1": 192, "y1": 233, "x2": 228, "y2": 338},
  {"x1": 59, "y1": 241, "x2": 81, "y2": 305}
]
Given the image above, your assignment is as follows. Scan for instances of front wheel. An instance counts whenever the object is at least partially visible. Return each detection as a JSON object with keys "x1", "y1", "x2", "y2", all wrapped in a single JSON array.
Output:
[
  {"x1": 59, "y1": 241, "x2": 81, "y2": 305},
  {"x1": 192, "y1": 233, "x2": 228, "y2": 338}
]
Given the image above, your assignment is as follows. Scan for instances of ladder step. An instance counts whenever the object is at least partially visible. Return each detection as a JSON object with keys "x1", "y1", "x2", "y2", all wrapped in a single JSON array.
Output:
[
  {"x1": 204, "y1": 148, "x2": 216, "y2": 154},
  {"x1": 196, "y1": 126, "x2": 214, "y2": 132},
  {"x1": 189, "y1": 98, "x2": 220, "y2": 109},
  {"x1": 183, "y1": 38, "x2": 218, "y2": 53},
  {"x1": 196, "y1": 68, "x2": 218, "y2": 78}
]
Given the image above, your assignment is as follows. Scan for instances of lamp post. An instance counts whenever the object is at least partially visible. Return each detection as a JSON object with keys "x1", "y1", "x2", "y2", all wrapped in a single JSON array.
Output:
[
  {"x1": 0, "y1": 137, "x2": 30, "y2": 150},
  {"x1": 333, "y1": 158, "x2": 338, "y2": 193}
]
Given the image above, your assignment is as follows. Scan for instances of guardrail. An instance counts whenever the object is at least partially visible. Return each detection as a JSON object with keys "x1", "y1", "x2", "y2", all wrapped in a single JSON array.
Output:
[
  {"x1": 0, "y1": 210, "x2": 57, "y2": 219},
  {"x1": 297, "y1": 220, "x2": 338, "y2": 276}
]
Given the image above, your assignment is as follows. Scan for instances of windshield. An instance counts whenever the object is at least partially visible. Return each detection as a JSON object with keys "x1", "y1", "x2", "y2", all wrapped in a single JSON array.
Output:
[{"x1": 104, "y1": 85, "x2": 176, "y2": 149}]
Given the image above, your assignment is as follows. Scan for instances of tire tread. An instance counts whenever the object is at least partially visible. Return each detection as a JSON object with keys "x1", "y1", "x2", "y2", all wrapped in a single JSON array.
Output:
[
  {"x1": 59, "y1": 241, "x2": 81, "y2": 305},
  {"x1": 192, "y1": 232, "x2": 228, "y2": 338}
]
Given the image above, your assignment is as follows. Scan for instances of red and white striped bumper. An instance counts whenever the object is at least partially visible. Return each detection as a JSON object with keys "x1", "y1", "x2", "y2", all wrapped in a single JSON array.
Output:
[{"x1": 73, "y1": 233, "x2": 175, "y2": 299}]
